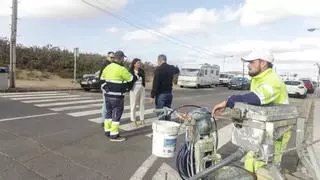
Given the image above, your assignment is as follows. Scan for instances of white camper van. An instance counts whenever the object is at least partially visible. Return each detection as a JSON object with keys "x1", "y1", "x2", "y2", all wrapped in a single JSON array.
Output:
[
  {"x1": 177, "y1": 63, "x2": 220, "y2": 88},
  {"x1": 219, "y1": 73, "x2": 234, "y2": 86}
]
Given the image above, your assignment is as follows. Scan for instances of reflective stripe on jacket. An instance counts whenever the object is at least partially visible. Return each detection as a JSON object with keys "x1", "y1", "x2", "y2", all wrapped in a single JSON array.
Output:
[{"x1": 100, "y1": 63, "x2": 134, "y2": 98}]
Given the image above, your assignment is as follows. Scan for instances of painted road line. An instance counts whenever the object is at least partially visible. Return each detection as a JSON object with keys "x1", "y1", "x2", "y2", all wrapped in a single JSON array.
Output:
[
  {"x1": 129, "y1": 154, "x2": 158, "y2": 180},
  {"x1": 22, "y1": 97, "x2": 92, "y2": 103},
  {"x1": 13, "y1": 95, "x2": 81, "y2": 100},
  {"x1": 68, "y1": 105, "x2": 130, "y2": 117},
  {"x1": 152, "y1": 163, "x2": 180, "y2": 180},
  {"x1": 0, "y1": 113, "x2": 58, "y2": 122},
  {"x1": 1, "y1": 93, "x2": 69, "y2": 98},
  {"x1": 120, "y1": 117, "x2": 158, "y2": 131},
  {"x1": 49, "y1": 103, "x2": 102, "y2": 111},
  {"x1": 122, "y1": 108, "x2": 155, "y2": 119},
  {"x1": 0, "y1": 91, "x2": 59, "y2": 96},
  {"x1": 88, "y1": 108, "x2": 155, "y2": 124},
  {"x1": 35, "y1": 99, "x2": 102, "y2": 107}
]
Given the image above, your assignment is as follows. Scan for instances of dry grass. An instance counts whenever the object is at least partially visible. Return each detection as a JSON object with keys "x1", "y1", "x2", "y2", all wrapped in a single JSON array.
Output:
[{"x1": 15, "y1": 69, "x2": 80, "y2": 89}]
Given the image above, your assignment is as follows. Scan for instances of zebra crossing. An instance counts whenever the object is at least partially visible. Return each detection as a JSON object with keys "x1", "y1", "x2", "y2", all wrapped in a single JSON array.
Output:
[{"x1": 0, "y1": 91, "x2": 160, "y2": 136}]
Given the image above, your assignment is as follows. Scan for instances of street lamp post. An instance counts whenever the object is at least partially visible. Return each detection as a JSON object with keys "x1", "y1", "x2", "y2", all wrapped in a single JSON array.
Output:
[
  {"x1": 315, "y1": 63, "x2": 320, "y2": 88},
  {"x1": 222, "y1": 55, "x2": 233, "y2": 72},
  {"x1": 308, "y1": 28, "x2": 320, "y2": 87}
]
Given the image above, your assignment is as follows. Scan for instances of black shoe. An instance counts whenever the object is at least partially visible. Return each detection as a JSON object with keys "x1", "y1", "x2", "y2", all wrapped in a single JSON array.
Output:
[
  {"x1": 110, "y1": 135, "x2": 126, "y2": 142},
  {"x1": 104, "y1": 132, "x2": 110, "y2": 137}
]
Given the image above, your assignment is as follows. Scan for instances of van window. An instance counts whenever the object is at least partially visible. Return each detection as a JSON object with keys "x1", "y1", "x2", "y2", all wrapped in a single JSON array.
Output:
[
  {"x1": 199, "y1": 69, "x2": 204, "y2": 76},
  {"x1": 220, "y1": 74, "x2": 228, "y2": 78},
  {"x1": 180, "y1": 68, "x2": 200, "y2": 76}
]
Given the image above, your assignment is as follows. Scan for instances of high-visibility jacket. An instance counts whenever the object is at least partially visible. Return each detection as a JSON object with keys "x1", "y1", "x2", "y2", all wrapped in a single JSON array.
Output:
[
  {"x1": 250, "y1": 68, "x2": 289, "y2": 105},
  {"x1": 100, "y1": 62, "x2": 134, "y2": 98}
]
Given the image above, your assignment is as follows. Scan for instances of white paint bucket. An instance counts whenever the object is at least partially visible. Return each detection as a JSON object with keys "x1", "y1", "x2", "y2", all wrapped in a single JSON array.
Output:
[{"x1": 152, "y1": 120, "x2": 180, "y2": 158}]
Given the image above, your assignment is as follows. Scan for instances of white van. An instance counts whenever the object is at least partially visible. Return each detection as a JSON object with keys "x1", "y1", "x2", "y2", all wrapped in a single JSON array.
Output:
[
  {"x1": 219, "y1": 73, "x2": 234, "y2": 86},
  {"x1": 177, "y1": 63, "x2": 220, "y2": 88}
]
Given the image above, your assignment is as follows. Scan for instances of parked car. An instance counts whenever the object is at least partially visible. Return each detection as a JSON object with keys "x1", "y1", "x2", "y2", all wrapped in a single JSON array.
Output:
[
  {"x1": 228, "y1": 77, "x2": 250, "y2": 90},
  {"x1": 79, "y1": 71, "x2": 103, "y2": 91},
  {"x1": 300, "y1": 78, "x2": 314, "y2": 93},
  {"x1": 219, "y1": 73, "x2": 234, "y2": 87},
  {"x1": 284, "y1": 80, "x2": 307, "y2": 98}
]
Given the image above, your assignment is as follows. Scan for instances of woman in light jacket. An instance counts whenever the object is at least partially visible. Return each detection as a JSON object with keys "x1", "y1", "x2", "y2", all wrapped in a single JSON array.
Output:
[{"x1": 129, "y1": 58, "x2": 145, "y2": 123}]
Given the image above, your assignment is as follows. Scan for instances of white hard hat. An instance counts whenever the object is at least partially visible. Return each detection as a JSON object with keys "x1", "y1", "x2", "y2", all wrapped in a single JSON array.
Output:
[{"x1": 241, "y1": 49, "x2": 274, "y2": 63}]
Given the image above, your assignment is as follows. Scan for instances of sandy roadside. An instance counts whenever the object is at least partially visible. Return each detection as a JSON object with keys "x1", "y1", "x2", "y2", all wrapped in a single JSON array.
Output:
[{"x1": 14, "y1": 79, "x2": 183, "y2": 90}]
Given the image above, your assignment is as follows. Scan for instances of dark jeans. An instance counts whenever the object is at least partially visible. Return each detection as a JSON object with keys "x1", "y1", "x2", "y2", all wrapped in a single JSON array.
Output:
[{"x1": 155, "y1": 93, "x2": 173, "y2": 120}]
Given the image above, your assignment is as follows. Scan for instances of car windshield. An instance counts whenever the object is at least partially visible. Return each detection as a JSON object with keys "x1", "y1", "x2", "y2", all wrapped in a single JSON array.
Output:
[
  {"x1": 285, "y1": 81, "x2": 301, "y2": 85},
  {"x1": 231, "y1": 77, "x2": 246, "y2": 82},
  {"x1": 220, "y1": 74, "x2": 228, "y2": 78},
  {"x1": 180, "y1": 68, "x2": 199, "y2": 76},
  {"x1": 301, "y1": 79, "x2": 311, "y2": 83}
]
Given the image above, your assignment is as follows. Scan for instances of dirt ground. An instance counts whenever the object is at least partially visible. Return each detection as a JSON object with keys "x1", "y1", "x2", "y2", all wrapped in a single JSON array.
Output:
[
  {"x1": 16, "y1": 78, "x2": 81, "y2": 89},
  {"x1": 15, "y1": 79, "x2": 156, "y2": 89}
]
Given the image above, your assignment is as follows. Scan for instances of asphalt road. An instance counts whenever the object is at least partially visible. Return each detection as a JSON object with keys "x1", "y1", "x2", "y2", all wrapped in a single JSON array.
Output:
[{"x1": 0, "y1": 86, "x2": 311, "y2": 180}]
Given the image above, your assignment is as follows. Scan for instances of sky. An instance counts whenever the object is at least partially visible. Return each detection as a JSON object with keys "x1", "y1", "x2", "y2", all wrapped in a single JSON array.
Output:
[{"x1": 0, "y1": 0, "x2": 320, "y2": 80}]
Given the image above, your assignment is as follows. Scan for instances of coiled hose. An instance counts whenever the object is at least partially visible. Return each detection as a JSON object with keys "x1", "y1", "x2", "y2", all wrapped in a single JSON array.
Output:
[{"x1": 171, "y1": 105, "x2": 219, "y2": 180}]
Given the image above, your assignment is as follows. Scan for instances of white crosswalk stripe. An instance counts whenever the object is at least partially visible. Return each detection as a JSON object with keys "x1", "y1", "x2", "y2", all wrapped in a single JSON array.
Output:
[
  {"x1": 0, "y1": 91, "x2": 60, "y2": 96},
  {"x1": 35, "y1": 99, "x2": 102, "y2": 107},
  {"x1": 68, "y1": 105, "x2": 131, "y2": 117},
  {"x1": 0, "y1": 93, "x2": 70, "y2": 98},
  {"x1": 22, "y1": 97, "x2": 92, "y2": 103},
  {"x1": 50, "y1": 103, "x2": 103, "y2": 111},
  {"x1": 0, "y1": 91, "x2": 166, "y2": 135},
  {"x1": 87, "y1": 108, "x2": 155, "y2": 124},
  {"x1": 15, "y1": 95, "x2": 81, "y2": 101}
]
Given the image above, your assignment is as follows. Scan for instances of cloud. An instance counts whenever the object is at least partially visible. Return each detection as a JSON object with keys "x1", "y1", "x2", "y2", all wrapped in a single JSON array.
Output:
[
  {"x1": 0, "y1": 0, "x2": 128, "y2": 18},
  {"x1": 122, "y1": 8, "x2": 220, "y2": 42},
  {"x1": 122, "y1": 29, "x2": 159, "y2": 42},
  {"x1": 240, "y1": 0, "x2": 320, "y2": 26},
  {"x1": 218, "y1": 37, "x2": 320, "y2": 54},
  {"x1": 158, "y1": 8, "x2": 218, "y2": 36},
  {"x1": 106, "y1": 27, "x2": 121, "y2": 33},
  {"x1": 212, "y1": 37, "x2": 320, "y2": 69}
]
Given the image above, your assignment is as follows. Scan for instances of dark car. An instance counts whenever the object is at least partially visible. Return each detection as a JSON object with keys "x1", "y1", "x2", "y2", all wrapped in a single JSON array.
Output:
[
  {"x1": 300, "y1": 78, "x2": 314, "y2": 93},
  {"x1": 228, "y1": 77, "x2": 250, "y2": 90},
  {"x1": 79, "y1": 71, "x2": 103, "y2": 91}
]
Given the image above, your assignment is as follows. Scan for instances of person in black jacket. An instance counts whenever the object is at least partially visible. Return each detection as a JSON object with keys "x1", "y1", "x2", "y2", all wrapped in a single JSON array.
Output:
[
  {"x1": 98, "y1": 51, "x2": 114, "y2": 127},
  {"x1": 129, "y1": 58, "x2": 146, "y2": 124},
  {"x1": 151, "y1": 54, "x2": 180, "y2": 120}
]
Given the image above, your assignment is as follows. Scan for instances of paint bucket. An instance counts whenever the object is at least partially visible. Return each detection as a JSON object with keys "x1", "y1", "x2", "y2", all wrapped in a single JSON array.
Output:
[{"x1": 152, "y1": 120, "x2": 180, "y2": 158}]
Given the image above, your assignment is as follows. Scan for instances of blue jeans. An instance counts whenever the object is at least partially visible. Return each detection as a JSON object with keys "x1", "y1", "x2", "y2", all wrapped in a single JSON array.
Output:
[{"x1": 155, "y1": 93, "x2": 173, "y2": 120}]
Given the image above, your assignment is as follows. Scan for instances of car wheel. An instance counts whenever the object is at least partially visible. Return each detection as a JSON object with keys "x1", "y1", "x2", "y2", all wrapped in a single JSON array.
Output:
[{"x1": 84, "y1": 88, "x2": 90, "y2": 91}]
